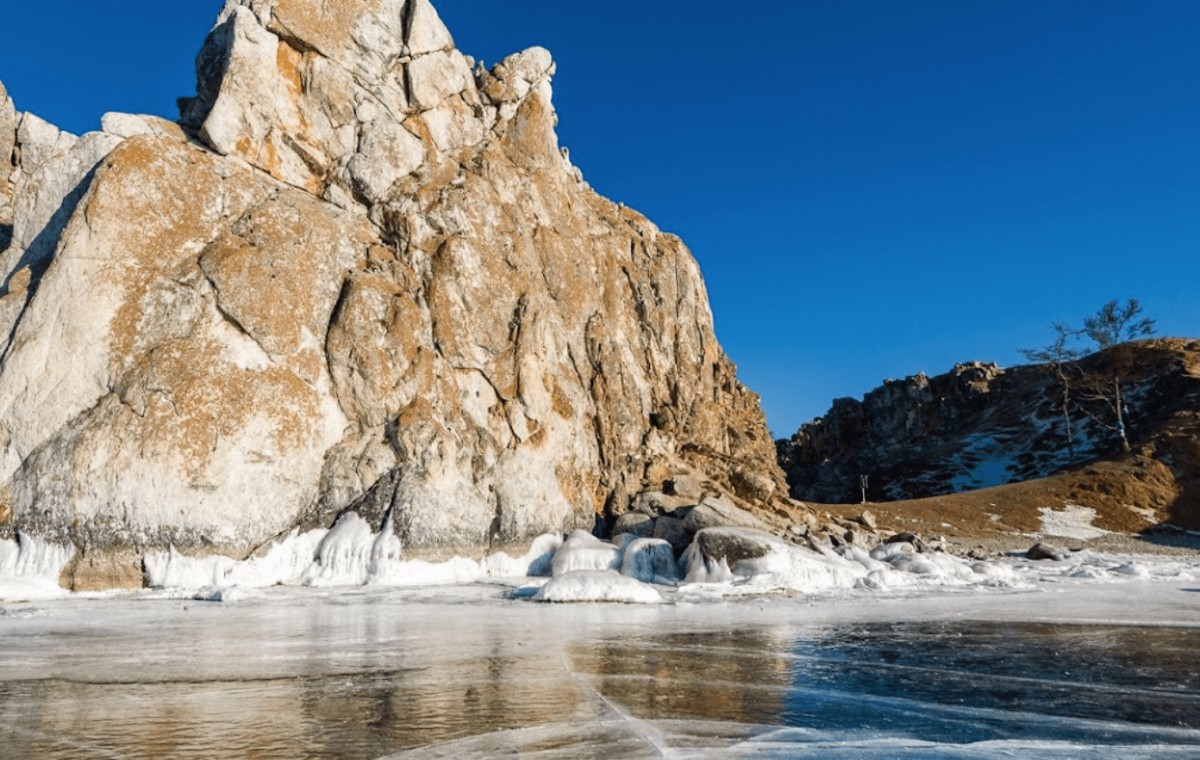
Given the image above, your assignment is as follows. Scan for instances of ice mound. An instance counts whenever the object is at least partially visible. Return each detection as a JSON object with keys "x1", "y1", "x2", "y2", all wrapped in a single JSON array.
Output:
[
  {"x1": 1003, "y1": 549, "x2": 1200, "y2": 588},
  {"x1": 550, "y1": 531, "x2": 621, "y2": 577},
  {"x1": 682, "y1": 528, "x2": 865, "y2": 590},
  {"x1": 621, "y1": 538, "x2": 681, "y2": 584},
  {"x1": 677, "y1": 528, "x2": 1003, "y2": 597},
  {"x1": 0, "y1": 532, "x2": 74, "y2": 601},
  {"x1": 303, "y1": 512, "x2": 404, "y2": 587},
  {"x1": 532, "y1": 570, "x2": 664, "y2": 604},
  {"x1": 145, "y1": 529, "x2": 328, "y2": 589},
  {"x1": 482, "y1": 533, "x2": 563, "y2": 577},
  {"x1": 512, "y1": 534, "x2": 680, "y2": 600}
]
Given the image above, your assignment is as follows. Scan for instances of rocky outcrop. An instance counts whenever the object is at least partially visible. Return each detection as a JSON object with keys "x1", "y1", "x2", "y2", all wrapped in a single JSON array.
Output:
[
  {"x1": 0, "y1": 0, "x2": 790, "y2": 588},
  {"x1": 0, "y1": 81, "x2": 14, "y2": 243},
  {"x1": 779, "y1": 341, "x2": 1200, "y2": 504}
]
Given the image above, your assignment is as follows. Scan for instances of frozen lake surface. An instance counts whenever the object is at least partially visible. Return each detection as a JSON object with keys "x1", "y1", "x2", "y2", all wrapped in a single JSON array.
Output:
[{"x1": 2, "y1": 581, "x2": 1200, "y2": 759}]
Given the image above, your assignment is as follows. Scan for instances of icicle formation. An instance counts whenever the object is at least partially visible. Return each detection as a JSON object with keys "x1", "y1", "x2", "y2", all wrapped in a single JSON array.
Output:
[{"x1": 0, "y1": 531, "x2": 74, "y2": 599}]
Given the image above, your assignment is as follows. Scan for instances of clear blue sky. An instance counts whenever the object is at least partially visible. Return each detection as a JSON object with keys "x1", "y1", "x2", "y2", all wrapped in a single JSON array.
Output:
[{"x1": 1, "y1": 1, "x2": 1197, "y2": 436}]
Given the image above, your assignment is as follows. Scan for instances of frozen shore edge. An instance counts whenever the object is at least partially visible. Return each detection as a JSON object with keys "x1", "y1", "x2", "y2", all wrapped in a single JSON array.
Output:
[{"x1": 4, "y1": 512, "x2": 1200, "y2": 606}]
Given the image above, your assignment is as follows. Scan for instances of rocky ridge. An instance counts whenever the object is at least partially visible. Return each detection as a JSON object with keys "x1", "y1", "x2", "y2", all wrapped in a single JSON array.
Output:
[
  {"x1": 779, "y1": 340, "x2": 1200, "y2": 507},
  {"x1": 0, "y1": 0, "x2": 833, "y2": 590}
]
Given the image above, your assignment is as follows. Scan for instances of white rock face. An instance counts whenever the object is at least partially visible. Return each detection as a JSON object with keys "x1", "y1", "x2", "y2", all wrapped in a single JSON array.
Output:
[
  {"x1": 0, "y1": 133, "x2": 360, "y2": 556},
  {"x1": 0, "y1": 0, "x2": 788, "y2": 590},
  {"x1": 0, "y1": 80, "x2": 19, "y2": 230},
  {"x1": 100, "y1": 112, "x2": 185, "y2": 140}
]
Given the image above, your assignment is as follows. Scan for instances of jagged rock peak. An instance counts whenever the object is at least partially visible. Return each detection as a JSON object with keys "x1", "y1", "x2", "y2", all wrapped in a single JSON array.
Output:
[
  {"x1": 178, "y1": 0, "x2": 560, "y2": 209},
  {"x1": 0, "y1": 0, "x2": 791, "y2": 590}
]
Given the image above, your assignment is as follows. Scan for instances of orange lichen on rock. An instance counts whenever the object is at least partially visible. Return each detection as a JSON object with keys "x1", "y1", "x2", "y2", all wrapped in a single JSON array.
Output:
[{"x1": 0, "y1": 0, "x2": 793, "y2": 572}]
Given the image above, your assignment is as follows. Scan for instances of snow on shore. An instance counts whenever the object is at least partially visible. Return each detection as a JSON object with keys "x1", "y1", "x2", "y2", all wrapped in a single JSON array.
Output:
[{"x1": 2, "y1": 512, "x2": 1199, "y2": 604}]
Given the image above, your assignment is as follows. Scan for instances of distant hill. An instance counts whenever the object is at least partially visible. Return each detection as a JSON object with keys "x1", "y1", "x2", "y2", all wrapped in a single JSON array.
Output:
[{"x1": 777, "y1": 339, "x2": 1200, "y2": 534}]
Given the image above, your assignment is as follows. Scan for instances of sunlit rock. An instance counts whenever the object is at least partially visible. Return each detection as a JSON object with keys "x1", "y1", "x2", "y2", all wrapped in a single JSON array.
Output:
[{"x1": 0, "y1": 0, "x2": 787, "y2": 590}]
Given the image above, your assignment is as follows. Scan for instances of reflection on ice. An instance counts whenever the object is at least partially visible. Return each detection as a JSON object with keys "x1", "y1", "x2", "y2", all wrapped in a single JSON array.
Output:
[{"x1": 3, "y1": 588, "x2": 1198, "y2": 759}]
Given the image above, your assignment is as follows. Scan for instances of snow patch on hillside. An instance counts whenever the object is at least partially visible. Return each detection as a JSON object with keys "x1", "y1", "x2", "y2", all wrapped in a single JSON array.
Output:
[
  {"x1": 948, "y1": 435, "x2": 1016, "y2": 492},
  {"x1": 1040, "y1": 505, "x2": 1109, "y2": 540}
]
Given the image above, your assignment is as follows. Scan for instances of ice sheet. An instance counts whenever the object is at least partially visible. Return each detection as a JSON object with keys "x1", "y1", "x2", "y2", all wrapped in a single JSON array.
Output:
[{"x1": 2, "y1": 582, "x2": 1199, "y2": 759}]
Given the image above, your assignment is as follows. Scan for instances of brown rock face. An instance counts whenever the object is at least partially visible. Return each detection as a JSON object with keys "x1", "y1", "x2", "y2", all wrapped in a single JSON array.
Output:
[
  {"x1": 0, "y1": 0, "x2": 786, "y2": 581},
  {"x1": 779, "y1": 340, "x2": 1200, "y2": 507}
]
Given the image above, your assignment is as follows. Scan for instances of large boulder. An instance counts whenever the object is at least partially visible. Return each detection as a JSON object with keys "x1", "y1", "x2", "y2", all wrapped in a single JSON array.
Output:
[
  {"x1": 1026, "y1": 542, "x2": 1069, "y2": 561},
  {"x1": 612, "y1": 512, "x2": 654, "y2": 540},
  {"x1": 688, "y1": 528, "x2": 777, "y2": 568},
  {"x1": 0, "y1": 0, "x2": 787, "y2": 588},
  {"x1": 682, "y1": 495, "x2": 769, "y2": 533}
]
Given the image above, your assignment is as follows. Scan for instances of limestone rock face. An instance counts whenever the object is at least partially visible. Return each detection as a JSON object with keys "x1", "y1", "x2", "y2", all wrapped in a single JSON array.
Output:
[
  {"x1": 0, "y1": 0, "x2": 787, "y2": 585},
  {"x1": 0, "y1": 81, "x2": 15, "y2": 237}
]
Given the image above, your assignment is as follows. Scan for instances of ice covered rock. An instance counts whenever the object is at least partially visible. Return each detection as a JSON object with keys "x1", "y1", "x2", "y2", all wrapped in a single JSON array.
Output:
[
  {"x1": 620, "y1": 537, "x2": 680, "y2": 584},
  {"x1": 482, "y1": 533, "x2": 563, "y2": 577},
  {"x1": 0, "y1": 0, "x2": 788, "y2": 590},
  {"x1": 683, "y1": 527, "x2": 866, "y2": 590},
  {"x1": 870, "y1": 541, "x2": 916, "y2": 562},
  {"x1": 885, "y1": 550, "x2": 977, "y2": 580},
  {"x1": 192, "y1": 585, "x2": 247, "y2": 603},
  {"x1": 551, "y1": 531, "x2": 620, "y2": 577}
]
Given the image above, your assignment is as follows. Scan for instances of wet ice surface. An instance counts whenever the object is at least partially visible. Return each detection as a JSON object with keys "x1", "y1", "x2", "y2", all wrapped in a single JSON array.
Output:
[{"x1": 2, "y1": 583, "x2": 1200, "y2": 759}]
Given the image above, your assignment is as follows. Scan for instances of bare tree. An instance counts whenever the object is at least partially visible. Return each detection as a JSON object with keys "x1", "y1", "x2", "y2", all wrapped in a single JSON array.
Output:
[
  {"x1": 1020, "y1": 322, "x2": 1084, "y2": 459},
  {"x1": 1078, "y1": 298, "x2": 1156, "y2": 452}
]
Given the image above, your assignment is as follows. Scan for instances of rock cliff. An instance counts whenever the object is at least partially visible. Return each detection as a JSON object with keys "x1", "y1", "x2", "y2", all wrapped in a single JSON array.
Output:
[
  {"x1": 0, "y1": 0, "x2": 790, "y2": 589},
  {"x1": 779, "y1": 340, "x2": 1200, "y2": 507}
]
